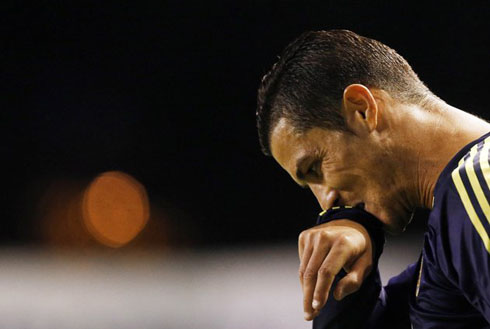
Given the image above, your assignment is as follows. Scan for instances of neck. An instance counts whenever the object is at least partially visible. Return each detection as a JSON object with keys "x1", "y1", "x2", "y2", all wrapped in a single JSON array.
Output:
[{"x1": 397, "y1": 98, "x2": 490, "y2": 209}]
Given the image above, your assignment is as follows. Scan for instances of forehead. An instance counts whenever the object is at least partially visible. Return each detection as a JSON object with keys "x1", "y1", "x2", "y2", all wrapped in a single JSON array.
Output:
[{"x1": 270, "y1": 119, "x2": 304, "y2": 167}]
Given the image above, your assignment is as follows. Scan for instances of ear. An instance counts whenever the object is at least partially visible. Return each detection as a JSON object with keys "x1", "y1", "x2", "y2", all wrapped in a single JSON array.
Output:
[{"x1": 341, "y1": 84, "x2": 379, "y2": 136}]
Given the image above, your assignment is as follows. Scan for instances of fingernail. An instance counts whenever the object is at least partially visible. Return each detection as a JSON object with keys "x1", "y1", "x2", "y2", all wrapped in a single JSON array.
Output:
[
  {"x1": 304, "y1": 312, "x2": 312, "y2": 320},
  {"x1": 312, "y1": 299, "x2": 320, "y2": 309}
]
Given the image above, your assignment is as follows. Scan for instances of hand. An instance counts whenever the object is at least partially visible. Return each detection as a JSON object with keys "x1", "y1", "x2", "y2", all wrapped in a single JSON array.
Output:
[{"x1": 298, "y1": 219, "x2": 373, "y2": 321}]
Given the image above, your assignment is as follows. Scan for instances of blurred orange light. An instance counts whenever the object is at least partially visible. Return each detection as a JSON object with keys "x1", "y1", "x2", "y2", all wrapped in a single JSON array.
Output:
[{"x1": 82, "y1": 171, "x2": 150, "y2": 248}]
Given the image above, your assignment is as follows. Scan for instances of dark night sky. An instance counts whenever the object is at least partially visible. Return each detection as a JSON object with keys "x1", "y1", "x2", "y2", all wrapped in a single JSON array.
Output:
[{"x1": 3, "y1": 1, "x2": 489, "y2": 246}]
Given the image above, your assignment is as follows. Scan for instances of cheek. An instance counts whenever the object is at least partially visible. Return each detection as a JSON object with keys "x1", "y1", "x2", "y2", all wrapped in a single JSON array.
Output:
[
  {"x1": 324, "y1": 160, "x2": 371, "y2": 192},
  {"x1": 327, "y1": 172, "x2": 365, "y2": 192},
  {"x1": 359, "y1": 185, "x2": 392, "y2": 217}
]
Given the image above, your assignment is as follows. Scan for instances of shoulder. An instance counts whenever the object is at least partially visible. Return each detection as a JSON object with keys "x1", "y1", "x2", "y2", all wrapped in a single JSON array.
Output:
[
  {"x1": 448, "y1": 135, "x2": 490, "y2": 254},
  {"x1": 427, "y1": 134, "x2": 490, "y2": 308}
]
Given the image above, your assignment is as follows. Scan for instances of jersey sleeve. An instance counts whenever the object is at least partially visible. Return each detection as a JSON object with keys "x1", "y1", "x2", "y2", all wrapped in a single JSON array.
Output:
[
  {"x1": 447, "y1": 139, "x2": 490, "y2": 321},
  {"x1": 312, "y1": 207, "x2": 413, "y2": 329},
  {"x1": 365, "y1": 263, "x2": 417, "y2": 329}
]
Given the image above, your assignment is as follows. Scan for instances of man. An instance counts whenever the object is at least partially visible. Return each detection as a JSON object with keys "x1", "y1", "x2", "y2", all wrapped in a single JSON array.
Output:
[{"x1": 256, "y1": 30, "x2": 490, "y2": 328}]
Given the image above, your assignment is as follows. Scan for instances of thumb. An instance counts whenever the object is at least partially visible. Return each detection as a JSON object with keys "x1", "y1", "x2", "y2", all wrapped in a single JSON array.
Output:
[{"x1": 333, "y1": 256, "x2": 372, "y2": 300}]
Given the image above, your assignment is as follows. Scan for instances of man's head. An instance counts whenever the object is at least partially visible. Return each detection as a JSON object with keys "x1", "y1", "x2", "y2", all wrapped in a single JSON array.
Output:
[{"x1": 256, "y1": 30, "x2": 434, "y2": 233}]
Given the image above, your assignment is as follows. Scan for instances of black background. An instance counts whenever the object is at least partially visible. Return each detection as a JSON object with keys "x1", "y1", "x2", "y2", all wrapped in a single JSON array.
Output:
[{"x1": 3, "y1": 1, "x2": 489, "y2": 247}]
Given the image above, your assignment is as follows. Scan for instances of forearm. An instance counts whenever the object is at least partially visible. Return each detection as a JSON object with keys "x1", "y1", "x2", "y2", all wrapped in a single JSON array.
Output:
[{"x1": 311, "y1": 207, "x2": 413, "y2": 329}]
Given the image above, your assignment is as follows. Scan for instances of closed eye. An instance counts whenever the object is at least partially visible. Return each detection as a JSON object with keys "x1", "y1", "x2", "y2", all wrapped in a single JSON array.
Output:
[
  {"x1": 305, "y1": 161, "x2": 321, "y2": 179},
  {"x1": 306, "y1": 165, "x2": 317, "y2": 175},
  {"x1": 296, "y1": 165, "x2": 315, "y2": 181},
  {"x1": 294, "y1": 155, "x2": 323, "y2": 187}
]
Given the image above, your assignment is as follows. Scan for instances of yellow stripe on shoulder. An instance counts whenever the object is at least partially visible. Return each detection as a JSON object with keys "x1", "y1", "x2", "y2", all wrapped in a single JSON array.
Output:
[
  {"x1": 464, "y1": 144, "x2": 490, "y2": 225},
  {"x1": 452, "y1": 144, "x2": 490, "y2": 254},
  {"x1": 479, "y1": 138, "x2": 490, "y2": 192}
]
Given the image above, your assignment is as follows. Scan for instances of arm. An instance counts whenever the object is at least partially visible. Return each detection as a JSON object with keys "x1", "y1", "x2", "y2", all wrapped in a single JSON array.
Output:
[
  {"x1": 307, "y1": 207, "x2": 414, "y2": 329},
  {"x1": 298, "y1": 207, "x2": 377, "y2": 321}
]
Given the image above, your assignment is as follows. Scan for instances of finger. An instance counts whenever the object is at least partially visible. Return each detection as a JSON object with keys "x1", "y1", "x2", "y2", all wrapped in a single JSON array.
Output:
[
  {"x1": 298, "y1": 241, "x2": 313, "y2": 288},
  {"x1": 298, "y1": 230, "x2": 308, "y2": 260},
  {"x1": 302, "y1": 239, "x2": 331, "y2": 320},
  {"x1": 333, "y1": 254, "x2": 372, "y2": 301},
  {"x1": 311, "y1": 240, "x2": 353, "y2": 312},
  {"x1": 309, "y1": 308, "x2": 321, "y2": 321}
]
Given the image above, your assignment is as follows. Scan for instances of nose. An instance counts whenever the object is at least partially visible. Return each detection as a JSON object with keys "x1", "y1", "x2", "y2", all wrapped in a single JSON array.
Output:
[{"x1": 309, "y1": 184, "x2": 339, "y2": 211}]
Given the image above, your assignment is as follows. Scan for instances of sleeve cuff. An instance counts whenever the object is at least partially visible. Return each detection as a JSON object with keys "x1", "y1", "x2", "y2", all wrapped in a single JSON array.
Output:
[{"x1": 316, "y1": 206, "x2": 385, "y2": 263}]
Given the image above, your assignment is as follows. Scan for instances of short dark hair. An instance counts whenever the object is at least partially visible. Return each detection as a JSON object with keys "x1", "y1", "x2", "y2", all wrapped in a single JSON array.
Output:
[{"x1": 256, "y1": 29, "x2": 431, "y2": 156}]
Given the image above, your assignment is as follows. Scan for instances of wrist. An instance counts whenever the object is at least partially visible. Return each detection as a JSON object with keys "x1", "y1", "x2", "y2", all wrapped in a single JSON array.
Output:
[{"x1": 316, "y1": 206, "x2": 385, "y2": 264}]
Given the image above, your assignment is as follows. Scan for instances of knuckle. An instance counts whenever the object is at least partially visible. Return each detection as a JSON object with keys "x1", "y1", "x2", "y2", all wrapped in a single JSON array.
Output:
[
  {"x1": 336, "y1": 234, "x2": 352, "y2": 247},
  {"x1": 318, "y1": 266, "x2": 334, "y2": 278},
  {"x1": 319, "y1": 230, "x2": 332, "y2": 241},
  {"x1": 350, "y1": 277, "x2": 361, "y2": 289},
  {"x1": 349, "y1": 273, "x2": 363, "y2": 288},
  {"x1": 303, "y1": 269, "x2": 318, "y2": 280},
  {"x1": 298, "y1": 230, "x2": 309, "y2": 242}
]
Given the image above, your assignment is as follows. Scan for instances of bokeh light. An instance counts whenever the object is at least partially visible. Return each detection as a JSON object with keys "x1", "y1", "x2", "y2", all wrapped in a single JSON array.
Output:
[{"x1": 82, "y1": 171, "x2": 150, "y2": 248}]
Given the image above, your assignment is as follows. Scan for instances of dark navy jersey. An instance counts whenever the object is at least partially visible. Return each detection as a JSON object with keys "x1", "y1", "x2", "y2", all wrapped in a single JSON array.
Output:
[{"x1": 313, "y1": 132, "x2": 490, "y2": 329}]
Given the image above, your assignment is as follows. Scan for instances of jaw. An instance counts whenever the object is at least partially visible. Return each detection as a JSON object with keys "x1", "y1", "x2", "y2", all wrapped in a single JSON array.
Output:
[
  {"x1": 364, "y1": 199, "x2": 413, "y2": 235},
  {"x1": 359, "y1": 173, "x2": 417, "y2": 234}
]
